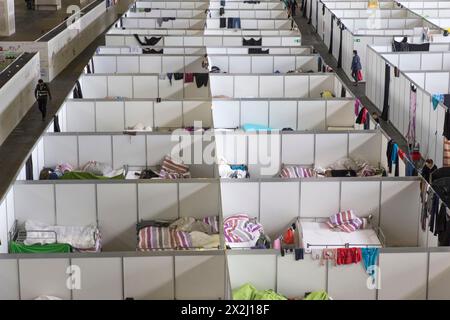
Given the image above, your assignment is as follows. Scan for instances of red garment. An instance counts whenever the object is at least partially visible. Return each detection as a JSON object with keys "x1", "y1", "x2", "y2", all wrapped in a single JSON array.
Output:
[
  {"x1": 184, "y1": 73, "x2": 194, "y2": 83},
  {"x1": 360, "y1": 108, "x2": 368, "y2": 124},
  {"x1": 410, "y1": 150, "x2": 421, "y2": 161},
  {"x1": 398, "y1": 149, "x2": 406, "y2": 160},
  {"x1": 336, "y1": 248, "x2": 362, "y2": 265}
]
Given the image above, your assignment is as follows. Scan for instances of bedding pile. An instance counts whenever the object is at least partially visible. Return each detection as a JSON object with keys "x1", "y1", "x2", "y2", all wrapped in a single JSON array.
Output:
[
  {"x1": 10, "y1": 221, "x2": 101, "y2": 253},
  {"x1": 279, "y1": 157, "x2": 385, "y2": 179},
  {"x1": 39, "y1": 161, "x2": 125, "y2": 180},
  {"x1": 232, "y1": 283, "x2": 287, "y2": 300},
  {"x1": 137, "y1": 216, "x2": 220, "y2": 250},
  {"x1": 158, "y1": 155, "x2": 191, "y2": 179},
  {"x1": 223, "y1": 214, "x2": 267, "y2": 248},
  {"x1": 218, "y1": 158, "x2": 249, "y2": 179}
]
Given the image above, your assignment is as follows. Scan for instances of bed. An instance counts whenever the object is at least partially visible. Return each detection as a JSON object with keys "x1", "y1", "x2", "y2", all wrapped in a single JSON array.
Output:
[
  {"x1": 8, "y1": 220, "x2": 102, "y2": 254},
  {"x1": 279, "y1": 157, "x2": 386, "y2": 179},
  {"x1": 137, "y1": 216, "x2": 220, "y2": 251},
  {"x1": 39, "y1": 162, "x2": 127, "y2": 180},
  {"x1": 298, "y1": 218, "x2": 385, "y2": 253}
]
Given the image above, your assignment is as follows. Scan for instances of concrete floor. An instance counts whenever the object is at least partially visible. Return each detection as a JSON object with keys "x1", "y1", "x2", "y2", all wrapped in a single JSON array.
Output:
[
  {"x1": 0, "y1": 7, "x2": 413, "y2": 201},
  {"x1": 0, "y1": 0, "x2": 97, "y2": 41}
]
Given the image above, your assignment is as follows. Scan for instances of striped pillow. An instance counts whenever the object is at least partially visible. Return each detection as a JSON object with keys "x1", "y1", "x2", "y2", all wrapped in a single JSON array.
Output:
[
  {"x1": 223, "y1": 214, "x2": 263, "y2": 243},
  {"x1": 326, "y1": 210, "x2": 366, "y2": 233},
  {"x1": 161, "y1": 155, "x2": 189, "y2": 174},
  {"x1": 138, "y1": 226, "x2": 192, "y2": 250},
  {"x1": 280, "y1": 166, "x2": 315, "y2": 178}
]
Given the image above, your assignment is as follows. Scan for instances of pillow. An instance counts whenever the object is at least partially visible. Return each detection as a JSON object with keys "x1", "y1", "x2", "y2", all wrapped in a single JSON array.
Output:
[
  {"x1": 279, "y1": 166, "x2": 315, "y2": 178},
  {"x1": 161, "y1": 155, "x2": 189, "y2": 174}
]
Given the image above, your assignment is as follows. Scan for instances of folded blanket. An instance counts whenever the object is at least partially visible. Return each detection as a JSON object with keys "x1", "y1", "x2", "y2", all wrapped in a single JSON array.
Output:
[
  {"x1": 224, "y1": 214, "x2": 264, "y2": 243},
  {"x1": 326, "y1": 210, "x2": 368, "y2": 233},
  {"x1": 138, "y1": 226, "x2": 192, "y2": 250},
  {"x1": 24, "y1": 221, "x2": 97, "y2": 249}
]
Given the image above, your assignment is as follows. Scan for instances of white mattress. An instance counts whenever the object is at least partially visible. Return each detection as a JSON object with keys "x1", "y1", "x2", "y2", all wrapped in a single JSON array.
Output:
[{"x1": 301, "y1": 221, "x2": 382, "y2": 252}]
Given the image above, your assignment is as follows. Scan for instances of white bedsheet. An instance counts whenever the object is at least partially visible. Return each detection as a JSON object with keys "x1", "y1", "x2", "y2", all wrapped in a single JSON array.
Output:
[
  {"x1": 301, "y1": 221, "x2": 382, "y2": 253},
  {"x1": 24, "y1": 220, "x2": 97, "y2": 249}
]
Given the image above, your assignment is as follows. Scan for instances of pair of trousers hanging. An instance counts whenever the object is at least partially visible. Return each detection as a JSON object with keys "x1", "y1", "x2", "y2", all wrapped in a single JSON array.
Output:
[
  {"x1": 337, "y1": 25, "x2": 344, "y2": 68},
  {"x1": 328, "y1": 15, "x2": 335, "y2": 54},
  {"x1": 406, "y1": 85, "x2": 417, "y2": 144},
  {"x1": 308, "y1": 0, "x2": 312, "y2": 24},
  {"x1": 53, "y1": 115, "x2": 61, "y2": 133},
  {"x1": 25, "y1": 156, "x2": 33, "y2": 180},
  {"x1": 381, "y1": 64, "x2": 390, "y2": 121},
  {"x1": 302, "y1": 0, "x2": 307, "y2": 18}
]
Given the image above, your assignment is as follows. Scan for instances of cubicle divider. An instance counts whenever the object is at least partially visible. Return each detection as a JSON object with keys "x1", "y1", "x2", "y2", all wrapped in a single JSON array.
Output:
[
  {"x1": 60, "y1": 99, "x2": 212, "y2": 132},
  {"x1": 40, "y1": 132, "x2": 217, "y2": 178},
  {"x1": 105, "y1": 34, "x2": 301, "y2": 47},
  {"x1": 91, "y1": 54, "x2": 320, "y2": 74},
  {"x1": 133, "y1": 0, "x2": 284, "y2": 10},
  {"x1": 78, "y1": 73, "x2": 348, "y2": 99},
  {"x1": 0, "y1": 251, "x2": 227, "y2": 300},
  {"x1": 11, "y1": 179, "x2": 222, "y2": 252},
  {"x1": 79, "y1": 73, "x2": 211, "y2": 99},
  {"x1": 58, "y1": 97, "x2": 354, "y2": 133},
  {"x1": 209, "y1": 73, "x2": 351, "y2": 99},
  {"x1": 212, "y1": 98, "x2": 356, "y2": 130},
  {"x1": 226, "y1": 247, "x2": 450, "y2": 300},
  {"x1": 325, "y1": 8, "x2": 418, "y2": 18},
  {"x1": 120, "y1": 18, "x2": 292, "y2": 30},
  {"x1": 365, "y1": 46, "x2": 446, "y2": 167},
  {"x1": 124, "y1": 9, "x2": 288, "y2": 19},
  {"x1": 95, "y1": 45, "x2": 313, "y2": 55},
  {"x1": 376, "y1": 49, "x2": 450, "y2": 71}
]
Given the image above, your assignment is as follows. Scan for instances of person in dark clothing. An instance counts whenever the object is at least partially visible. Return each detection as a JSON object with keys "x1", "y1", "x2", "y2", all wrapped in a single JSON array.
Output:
[
  {"x1": 290, "y1": 0, "x2": 298, "y2": 17},
  {"x1": 422, "y1": 159, "x2": 438, "y2": 183},
  {"x1": 372, "y1": 112, "x2": 380, "y2": 129},
  {"x1": 34, "y1": 79, "x2": 52, "y2": 121},
  {"x1": 351, "y1": 50, "x2": 362, "y2": 86}
]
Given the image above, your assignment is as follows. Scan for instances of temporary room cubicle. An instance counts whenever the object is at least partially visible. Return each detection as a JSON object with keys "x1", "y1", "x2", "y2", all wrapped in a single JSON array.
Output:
[
  {"x1": 226, "y1": 247, "x2": 450, "y2": 300},
  {"x1": 365, "y1": 45, "x2": 447, "y2": 167},
  {"x1": 214, "y1": 130, "x2": 398, "y2": 177},
  {"x1": 91, "y1": 53, "x2": 321, "y2": 74},
  {"x1": 37, "y1": 132, "x2": 218, "y2": 178},
  {"x1": 0, "y1": 251, "x2": 227, "y2": 300},
  {"x1": 222, "y1": 177, "x2": 448, "y2": 300},
  {"x1": 7, "y1": 178, "x2": 221, "y2": 252},
  {"x1": 57, "y1": 97, "x2": 354, "y2": 133},
  {"x1": 132, "y1": 0, "x2": 285, "y2": 10}
]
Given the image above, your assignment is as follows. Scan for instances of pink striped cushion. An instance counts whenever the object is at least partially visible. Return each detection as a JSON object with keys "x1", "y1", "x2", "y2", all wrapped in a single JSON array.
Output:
[{"x1": 138, "y1": 226, "x2": 192, "y2": 250}]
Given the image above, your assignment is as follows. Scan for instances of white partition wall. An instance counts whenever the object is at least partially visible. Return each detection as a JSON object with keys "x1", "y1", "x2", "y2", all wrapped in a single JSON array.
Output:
[
  {"x1": 0, "y1": 252, "x2": 226, "y2": 300},
  {"x1": 92, "y1": 54, "x2": 321, "y2": 74}
]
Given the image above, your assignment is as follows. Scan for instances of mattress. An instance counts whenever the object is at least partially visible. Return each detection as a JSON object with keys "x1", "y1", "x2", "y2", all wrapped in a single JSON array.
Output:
[{"x1": 301, "y1": 221, "x2": 382, "y2": 253}]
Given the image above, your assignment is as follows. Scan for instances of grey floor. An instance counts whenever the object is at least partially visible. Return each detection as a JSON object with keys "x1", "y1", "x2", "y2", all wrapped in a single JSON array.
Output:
[
  {"x1": 0, "y1": 8, "x2": 412, "y2": 200},
  {"x1": 0, "y1": 0, "x2": 97, "y2": 41}
]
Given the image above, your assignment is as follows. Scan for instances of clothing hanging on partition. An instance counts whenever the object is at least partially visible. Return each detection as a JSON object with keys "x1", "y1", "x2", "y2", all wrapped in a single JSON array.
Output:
[
  {"x1": 394, "y1": 66, "x2": 400, "y2": 77},
  {"x1": 194, "y1": 73, "x2": 209, "y2": 88},
  {"x1": 406, "y1": 85, "x2": 417, "y2": 144},
  {"x1": 361, "y1": 248, "x2": 379, "y2": 275},
  {"x1": 220, "y1": 17, "x2": 226, "y2": 28},
  {"x1": 184, "y1": 73, "x2": 194, "y2": 83},
  {"x1": 328, "y1": 15, "x2": 335, "y2": 54},
  {"x1": 336, "y1": 248, "x2": 362, "y2": 265},
  {"x1": 53, "y1": 115, "x2": 61, "y2": 133},
  {"x1": 302, "y1": 0, "x2": 307, "y2": 18},
  {"x1": 432, "y1": 94, "x2": 444, "y2": 110},
  {"x1": 354, "y1": 99, "x2": 361, "y2": 116},
  {"x1": 308, "y1": 0, "x2": 312, "y2": 24},
  {"x1": 248, "y1": 48, "x2": 269, "y2": 54},
  {"x1": 227, "y1": 18, "x2": 241, "y2": 29},
  {"x1": 243, "y1": 38, "x2": 262, "y2": 46},
  {"x1": 340, "y1": 86, "x2": 346, "y2": 98},
  {"x1": 337, "y1": 22, "x2": 344, "y2": 68},
  {"x1": 25, "y1": 155, "x2": 33, "y2": 181},
  {"x1": 174, "y1": 73, "x2": 183, "y2": 81},
  {"x1": 381, "y1": 64, "x2": 390, "y2": 121}
]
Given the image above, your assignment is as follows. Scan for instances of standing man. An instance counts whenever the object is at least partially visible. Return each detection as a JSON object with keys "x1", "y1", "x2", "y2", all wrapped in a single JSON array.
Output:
[
  {"x1": 35, "y1": 79, "x2": 52, "y2": 121},
  {"x1": 290, "y1": 0, "x2": 298, "y2": 17},
  {"x1": 351, "y1": 50, "x2": 362, "y2": 86}
]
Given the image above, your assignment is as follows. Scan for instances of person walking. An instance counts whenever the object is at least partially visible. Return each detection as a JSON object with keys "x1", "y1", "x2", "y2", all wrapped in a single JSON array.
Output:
[
  {"x1": 351, "y1": 50, "x2": 362, "y2": 86},
  {"x1": 290, "y1": 0, "x2": 298, "y2": 17},
  {"x1": 34, "y1": 79, "x2": 52, "y2": 121}
]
